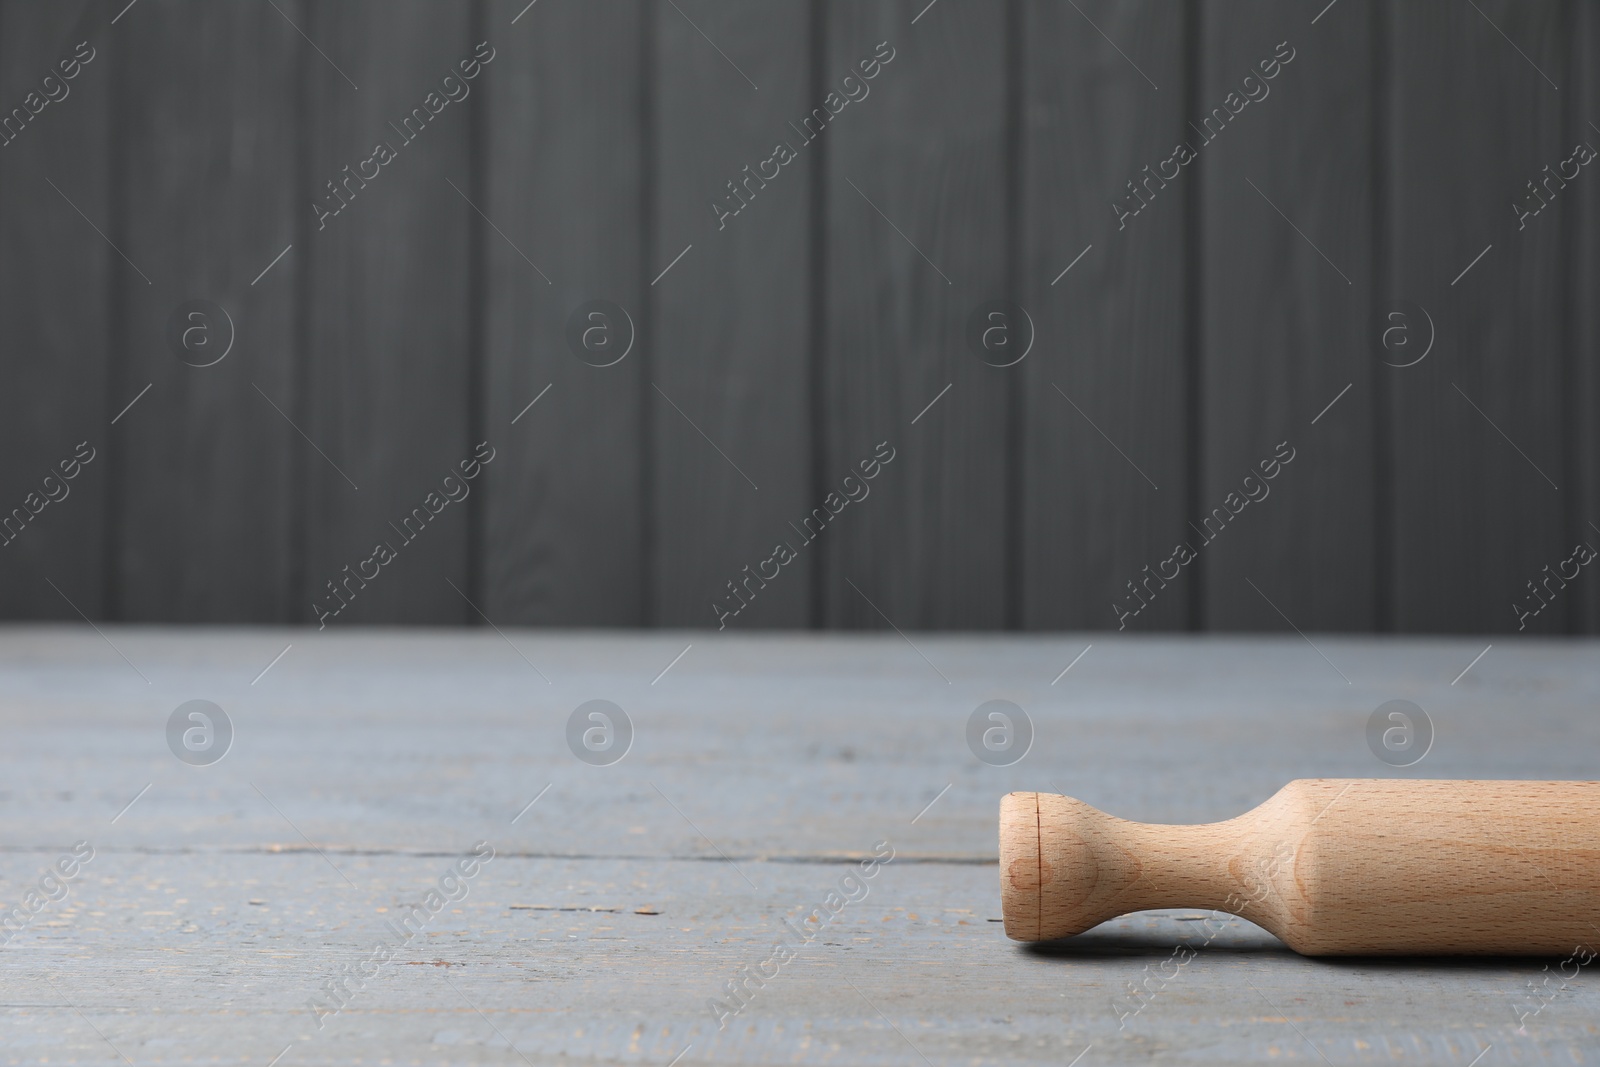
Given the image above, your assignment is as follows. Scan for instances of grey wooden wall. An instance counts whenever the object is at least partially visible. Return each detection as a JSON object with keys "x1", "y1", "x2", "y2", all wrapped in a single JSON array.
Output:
[{"x1": 0, "y1": 0, "x2": 1595, "y2": 633}]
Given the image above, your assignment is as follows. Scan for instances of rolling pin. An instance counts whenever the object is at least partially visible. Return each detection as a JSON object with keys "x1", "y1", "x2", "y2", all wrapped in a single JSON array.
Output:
[{"x1": 999, "y1": 780, "x2": 1600, "y2": 955}]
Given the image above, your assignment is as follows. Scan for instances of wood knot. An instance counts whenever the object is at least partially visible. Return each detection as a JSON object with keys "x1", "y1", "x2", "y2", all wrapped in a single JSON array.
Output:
[{"x1": 1008, "y1": 856, "x2": 1053, "y2": 891}]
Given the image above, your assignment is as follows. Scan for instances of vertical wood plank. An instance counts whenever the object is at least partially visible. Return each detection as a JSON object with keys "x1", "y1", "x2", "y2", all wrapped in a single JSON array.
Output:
[
  {"x1": 112, "y1": 0, "x2": 299, "y2": 621},
  {"x1": 1576, "y1": 0, "x2": 1599, "y2": 635},
  {"x1": 1019, "y1": 0, "x2": 1191, "y2": 631},
  {"x1": 823, "y1": 0, "x2": 1009, "y2": 630},
  {"x1": 1390, "y1": 0, "x2": 1568, "y2": 634},
  {"x1": 652, "y1": 0, "x2": 814, "y2": 628},
  {"x1": 0, "y1": 1, "x2": 111, "y2": 618},
  {"x1": 302, "y1": 2, "x2": 476, "y2": 626},
  {"x1": 1196, "y1": 1, "x2": 1377, "y2": 633},
  {"x1": 481, "y1": 0, "x2": 645, "y2": 626}
]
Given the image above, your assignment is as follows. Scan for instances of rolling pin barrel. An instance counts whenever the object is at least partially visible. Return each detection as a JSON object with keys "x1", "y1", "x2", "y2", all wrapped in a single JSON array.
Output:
[{"x1": 1000, "y1": 780, "x2": 1600, "y2": 955}]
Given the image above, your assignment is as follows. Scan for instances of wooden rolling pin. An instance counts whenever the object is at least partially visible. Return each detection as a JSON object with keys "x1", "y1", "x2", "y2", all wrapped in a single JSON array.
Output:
[{"x1": 1000, "y1": 780, "x2": 1600, "y2": 955}]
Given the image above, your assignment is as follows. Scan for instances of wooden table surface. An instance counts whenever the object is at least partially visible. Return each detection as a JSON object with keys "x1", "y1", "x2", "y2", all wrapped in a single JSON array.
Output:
[{"x1": 1, "y1": 627, "x2": 1596, "y2": 1065}]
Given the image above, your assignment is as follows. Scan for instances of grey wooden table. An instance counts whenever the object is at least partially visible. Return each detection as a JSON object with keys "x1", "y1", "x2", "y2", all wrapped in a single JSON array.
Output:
[{"x1": 1, "y1": 627, "x2": 1596, "y2": 1065}]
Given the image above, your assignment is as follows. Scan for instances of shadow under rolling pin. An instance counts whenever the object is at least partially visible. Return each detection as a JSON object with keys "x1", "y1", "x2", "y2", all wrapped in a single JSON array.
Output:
[{"x1": 999, "y1": 780, "x2": 1600, "y2": 955}]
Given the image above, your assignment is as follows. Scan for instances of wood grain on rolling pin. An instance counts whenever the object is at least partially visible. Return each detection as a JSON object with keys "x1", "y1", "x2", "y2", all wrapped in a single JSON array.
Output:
[{"x1": 1000, "y1": 780, "x2": 1600, "y2": 955}]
